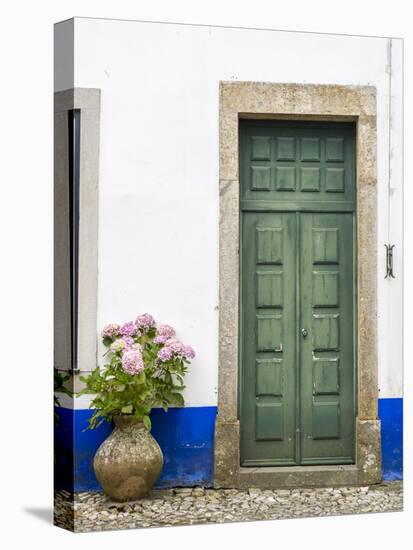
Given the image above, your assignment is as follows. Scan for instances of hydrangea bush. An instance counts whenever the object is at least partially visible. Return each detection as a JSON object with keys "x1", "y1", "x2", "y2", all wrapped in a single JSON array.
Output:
[{"x1": 79, "y1": 314, "x2": 195, "y2": 431}]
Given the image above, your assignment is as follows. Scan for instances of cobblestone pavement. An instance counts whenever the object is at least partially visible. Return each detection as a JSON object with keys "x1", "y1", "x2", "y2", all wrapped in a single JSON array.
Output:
[{"x1": 54, "y1": 482, "x2": 403, "y2": 532}]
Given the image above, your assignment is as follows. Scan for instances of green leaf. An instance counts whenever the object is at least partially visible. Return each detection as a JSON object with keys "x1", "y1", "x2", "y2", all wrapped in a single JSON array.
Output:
[
  {"x1": 102, "y1": 336, "x2": 113, "y2": 347},
  {"x1": 142, "y1": 415, "x2": 151, "y2": 431},
  {"x1": 121, "y1": 405, "x2": 133, "y2": 414},
  {"x1": 136, "y1": 371, "x2": 146, "y2": 384},
  {"x1": 172, "y1": 393, "x2": 185, "y2": 406}
]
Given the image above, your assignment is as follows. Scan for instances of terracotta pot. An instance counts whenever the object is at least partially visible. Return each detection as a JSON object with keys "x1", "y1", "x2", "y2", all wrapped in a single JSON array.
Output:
[{"x1": 93, "y1": 415, "x2": 163, "y2": 501}]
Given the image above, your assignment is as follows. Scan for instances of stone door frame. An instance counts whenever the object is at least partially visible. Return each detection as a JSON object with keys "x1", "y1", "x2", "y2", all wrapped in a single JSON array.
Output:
[{"x1": 214, "y1": 81, "x2": 381, "y2": 488}]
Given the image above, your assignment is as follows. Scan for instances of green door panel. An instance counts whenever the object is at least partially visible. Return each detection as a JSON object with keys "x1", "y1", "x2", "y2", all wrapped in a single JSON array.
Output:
[
  {"x1": 239, "y1": 120, "x2": 356, "y2": 467},
  {"x1": 240, "y1": 120, "x2": 355, "y2": 212},
  {"x1": 240, "y1": 212, "x2": 297, "y2": 465},
  {"x1": 300, "y1": 213, "x2": 355, "y2": 464}
]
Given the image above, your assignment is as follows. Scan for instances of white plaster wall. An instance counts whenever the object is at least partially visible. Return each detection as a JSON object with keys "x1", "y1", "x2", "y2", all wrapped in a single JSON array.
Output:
[
  {"x1": 61, "y1": 18, "x2": 402, "y2": 405},
  {"x1": 383, "y1": 38, "x2": 403, "y2": 398}
]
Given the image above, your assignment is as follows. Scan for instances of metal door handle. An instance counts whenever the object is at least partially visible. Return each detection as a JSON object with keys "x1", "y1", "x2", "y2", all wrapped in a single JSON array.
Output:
[{"x1": 301, "y1": 328, "x2": 308, "y2": 338}]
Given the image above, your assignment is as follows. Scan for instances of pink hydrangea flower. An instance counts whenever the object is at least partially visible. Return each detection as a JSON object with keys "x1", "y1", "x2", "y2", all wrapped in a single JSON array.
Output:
[
  {"x1": 120, "y1": 321, "x2": 137, "y2": 337},
  {"x1": 122, "y1": 348, "x2": 145, "y2": 374},
  {"x1": 165, "y1": 339, "x2": 184, "y2": 354},
  {"x1": 159, "y1": 324, "x2": 176, "y2": 338},
  {"x1": 182, "y1": 345, "x2": 195, "y2": 360},
  {"x1": 123, "y1": 336, "x2": 135, "y2": 348},
  {"x1": 154, "y1": 324, "x2": 176, "y2": 344},
  {"x1": 101, "y1": 323, "x2": 121, "y2": 339},
  {"x1": 136, "y1": 313, "x2": 156, "y2": 330},
  {"x1": 157, "y1": 346, "x2": 173, "y2": 362}
]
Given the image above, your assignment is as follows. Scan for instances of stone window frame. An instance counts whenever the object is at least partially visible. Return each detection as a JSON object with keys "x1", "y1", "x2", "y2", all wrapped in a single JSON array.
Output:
[
  {"x1": 54, "y1": 88, "x2": 100, "y2": 390},
  {"x1": 214, "y1": 81, "x2": 381, "y2": 488}
]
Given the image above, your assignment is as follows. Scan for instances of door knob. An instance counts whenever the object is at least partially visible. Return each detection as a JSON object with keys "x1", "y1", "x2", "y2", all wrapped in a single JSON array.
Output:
[{"x1": 301, "y1": 328, "x2": 308, "y2": 338}]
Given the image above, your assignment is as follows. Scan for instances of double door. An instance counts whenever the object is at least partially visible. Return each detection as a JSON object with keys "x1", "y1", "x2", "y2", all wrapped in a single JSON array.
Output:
[{"x1": 240, "y1": 212, "x2": 355, "y2": 465}]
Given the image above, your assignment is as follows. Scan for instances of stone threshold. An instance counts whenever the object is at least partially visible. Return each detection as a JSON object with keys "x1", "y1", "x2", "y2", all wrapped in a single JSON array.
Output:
[{"x1": 238, "y1": 464, "x2": 360, "y2": 489}]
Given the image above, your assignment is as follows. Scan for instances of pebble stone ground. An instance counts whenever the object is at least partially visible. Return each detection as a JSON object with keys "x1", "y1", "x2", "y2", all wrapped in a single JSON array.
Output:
[{"x1": 54, "y1": 482, "x2": 403, "y2": 533}]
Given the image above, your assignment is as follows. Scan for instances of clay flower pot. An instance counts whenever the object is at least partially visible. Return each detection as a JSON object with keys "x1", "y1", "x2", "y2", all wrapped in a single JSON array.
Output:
[{"x1": 93, "y1": 415, "x2": 163, "y2": 501}]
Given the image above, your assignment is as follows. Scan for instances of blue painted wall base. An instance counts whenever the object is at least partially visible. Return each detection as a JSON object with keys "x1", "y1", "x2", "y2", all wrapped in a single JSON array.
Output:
[
  {"x1": 54, "y1": 406, "x2": 217, "y2": 492},
  {"x1": 378, "y1": 398, "x2": 403, "y2": 481},
  {"x1": 55, "y1": 398, "x2": 402, "y2": 492}
]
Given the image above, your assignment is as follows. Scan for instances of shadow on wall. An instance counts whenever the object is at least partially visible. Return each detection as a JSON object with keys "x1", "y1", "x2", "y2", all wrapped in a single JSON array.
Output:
[{"x1": 54, "y1": 406, "x2": 218, "y2": 492}]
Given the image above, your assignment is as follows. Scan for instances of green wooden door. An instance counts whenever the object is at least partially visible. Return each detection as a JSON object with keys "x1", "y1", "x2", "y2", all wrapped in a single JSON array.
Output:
[{"x1": 240, "y1": 121, "x2": 356, "y2": 466}]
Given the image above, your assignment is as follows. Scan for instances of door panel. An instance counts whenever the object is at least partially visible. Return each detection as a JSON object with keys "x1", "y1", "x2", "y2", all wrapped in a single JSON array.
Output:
[
  {"x1": 240, "y1": 212, "x2": 297, "y2": 465},
  {"x1": 300, "y1": 213, "x2": 355, "y2": 463},
  {"x1": 240, "y1": 121, "x2": 355, "y2": 206}
]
